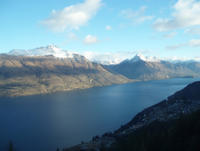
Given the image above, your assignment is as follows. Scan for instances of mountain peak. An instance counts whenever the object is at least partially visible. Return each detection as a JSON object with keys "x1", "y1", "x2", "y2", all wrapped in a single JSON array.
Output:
[
  {"x1": 9, "y1": 45, "x2": 74, "y2": 58},
  {"x1": 130, "y1": 54, "x2": 146, "y2": 62},
  {"x1": 129, "y1": 54, "x2": 160, "y2": 63}
]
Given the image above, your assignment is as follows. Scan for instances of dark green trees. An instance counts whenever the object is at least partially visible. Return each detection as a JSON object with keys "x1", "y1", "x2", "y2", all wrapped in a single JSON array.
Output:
[{"x1": 9, "y1": 141, "x2": 13, "y2": 151}]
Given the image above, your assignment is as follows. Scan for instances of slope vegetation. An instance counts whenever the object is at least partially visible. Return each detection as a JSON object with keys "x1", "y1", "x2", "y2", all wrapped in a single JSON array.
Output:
[{"x1": 0, "y1": 55, "x2": 130, "y2": 97}]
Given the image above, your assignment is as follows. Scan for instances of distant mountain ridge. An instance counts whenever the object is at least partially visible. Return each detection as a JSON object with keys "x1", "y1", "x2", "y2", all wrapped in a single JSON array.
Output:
[
  {"x1": 105, "y1": 55, "x2": 200, "y2": 81},
  {"x1": 7, "y1": 45, "x2": 200, "y2": 65},
  {"x1": 6, "y1": 45, "x2": 200, "y2": 64},
  {"x1": 85, "y1": 52, "x2": 200, "y2": 65}
]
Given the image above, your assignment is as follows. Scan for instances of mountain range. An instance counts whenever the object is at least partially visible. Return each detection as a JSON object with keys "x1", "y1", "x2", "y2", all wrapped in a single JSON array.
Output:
[
  {"x1": 105, "y1": 54, "x2": 200, "y2": 81},
  {"x1": 0, "y1": 46, "x2": 130, "y2": 97},
  {"x1": 1, "y1": 45, "x2": 200, "y2": 97}
]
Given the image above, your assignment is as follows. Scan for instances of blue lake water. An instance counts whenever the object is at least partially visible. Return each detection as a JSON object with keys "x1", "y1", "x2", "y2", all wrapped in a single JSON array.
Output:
[{"x1": 0, "y1": 78, "x2": 199, "y2": 151}]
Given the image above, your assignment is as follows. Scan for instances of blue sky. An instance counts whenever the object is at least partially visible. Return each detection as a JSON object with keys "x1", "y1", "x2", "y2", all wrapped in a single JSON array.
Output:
[{"x1": 1, "y1": 0, "x2": 200, "y2": 61}]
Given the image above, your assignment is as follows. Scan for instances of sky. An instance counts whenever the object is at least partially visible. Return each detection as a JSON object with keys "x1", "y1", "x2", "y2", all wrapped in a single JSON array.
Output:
[{"x1": 1, "y1": 0, "x2": 200, "y2": 62}]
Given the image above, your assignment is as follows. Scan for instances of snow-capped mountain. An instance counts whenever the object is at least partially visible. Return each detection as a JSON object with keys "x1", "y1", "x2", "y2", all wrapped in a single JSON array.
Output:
[
  {"x1": 122, "y1": 54, "x2": 200, "y2": 64},
  {"x1": 0, "y1": 47, "x2": 130, "y2": 97},
  {"x1": 6, "y1": 45, "x2": 200, "y2": 64},
  {"x1": 81, "y1": 51, "x2": 128, "y2": 65},
  {"x1": 105, "y1": 53, "x2": 200, "y2": 81},
  {"x1": 9, "y1": 45, "x2": 74, "y2": 58},
  {"x1": 90, "y1": 57, "x2": 123, "y2": 65},
  {"x1": 167, "y1": 58, "x2": 200, "y2": 64},
  {"x1": 129, "y1": 54, "x2": 160, "y2": 63},
  {"x1": 82, "y1": 53, "x2": 160, "y2": 65}
]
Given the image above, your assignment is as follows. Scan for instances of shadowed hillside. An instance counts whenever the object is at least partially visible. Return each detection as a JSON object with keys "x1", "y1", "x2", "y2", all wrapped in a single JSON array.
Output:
[
  {"x1": 0, "y1": 55, "x2": 131, "y2": 97},
  {"x1": 64, "y1": 81, "x2": 200, "y2": 151},
  {"x1": 105, "y1": 55, "x2": 200, "y2": 81}
]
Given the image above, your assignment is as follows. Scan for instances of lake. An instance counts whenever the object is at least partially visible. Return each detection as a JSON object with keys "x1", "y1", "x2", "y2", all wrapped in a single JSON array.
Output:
[{"x1": 0, "y1": 78, "x2": 199, "y2": 151}]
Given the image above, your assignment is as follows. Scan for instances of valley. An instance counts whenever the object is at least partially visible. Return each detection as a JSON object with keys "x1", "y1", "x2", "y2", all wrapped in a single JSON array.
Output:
[{"x1": 2, "y1": 0, "x2": 200, "y2": 150}]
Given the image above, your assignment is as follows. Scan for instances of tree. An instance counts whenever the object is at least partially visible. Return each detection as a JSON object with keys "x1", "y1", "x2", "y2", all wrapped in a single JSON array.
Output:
[
  {"x1": 56, "y1": 148, "x2": 60, "y2": 151},
  {"x1": 9, "y1": 141, "x2": 13, "y2": 151}
]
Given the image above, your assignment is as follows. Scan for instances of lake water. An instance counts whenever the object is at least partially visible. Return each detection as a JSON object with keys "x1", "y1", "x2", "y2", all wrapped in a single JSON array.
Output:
[{"x1": 0, "y1": 78, "x2": 199, "y2": 151}]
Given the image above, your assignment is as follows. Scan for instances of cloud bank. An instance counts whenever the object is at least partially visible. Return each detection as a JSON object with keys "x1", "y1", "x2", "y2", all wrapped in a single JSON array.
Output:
[
  {"x1": 154, "y1": 0, "x2": 200, "y2": 31},
  {"x1": 41, "y1": 0, "x2": 102, "y2": 32}
]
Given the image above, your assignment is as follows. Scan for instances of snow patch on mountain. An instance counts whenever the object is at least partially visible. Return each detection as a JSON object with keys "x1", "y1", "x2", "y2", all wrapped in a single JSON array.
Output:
[
  {"x1": 125, "y1": 54, "x2": 160, "y2": 63},
  {"x1": 82, "y1": 51, "x2": 131, "y2": 65},
  {"x1": 7, "y1": 45, "x2": 200, "y2": 64},
  {"x1": 9, "y1": 45, "x2": 74, "y2": 58}
]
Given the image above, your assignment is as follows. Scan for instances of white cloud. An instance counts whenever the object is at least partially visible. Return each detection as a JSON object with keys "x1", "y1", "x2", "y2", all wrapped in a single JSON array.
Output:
[
  {"x1": 41, "y1": 0, "x2": 102, "y2": 32},
  {"x1": 154, "y1": 0, "x2": 200, "y2": 31},
  {"x1": 121, "y1": 6, "x2": 154, "y2": 24},
  {"x1": 84, "y1": 35, "x2": 98, "y2": 44},
  {"x1": 106, "y1": 25, "x2": 112, "y2": 30}
]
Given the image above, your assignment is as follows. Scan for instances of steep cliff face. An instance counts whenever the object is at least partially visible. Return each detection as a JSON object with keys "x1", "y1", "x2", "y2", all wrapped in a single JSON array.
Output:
[{"x1": 0, "y1": 55, "x2": 130, "y2": 97}]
